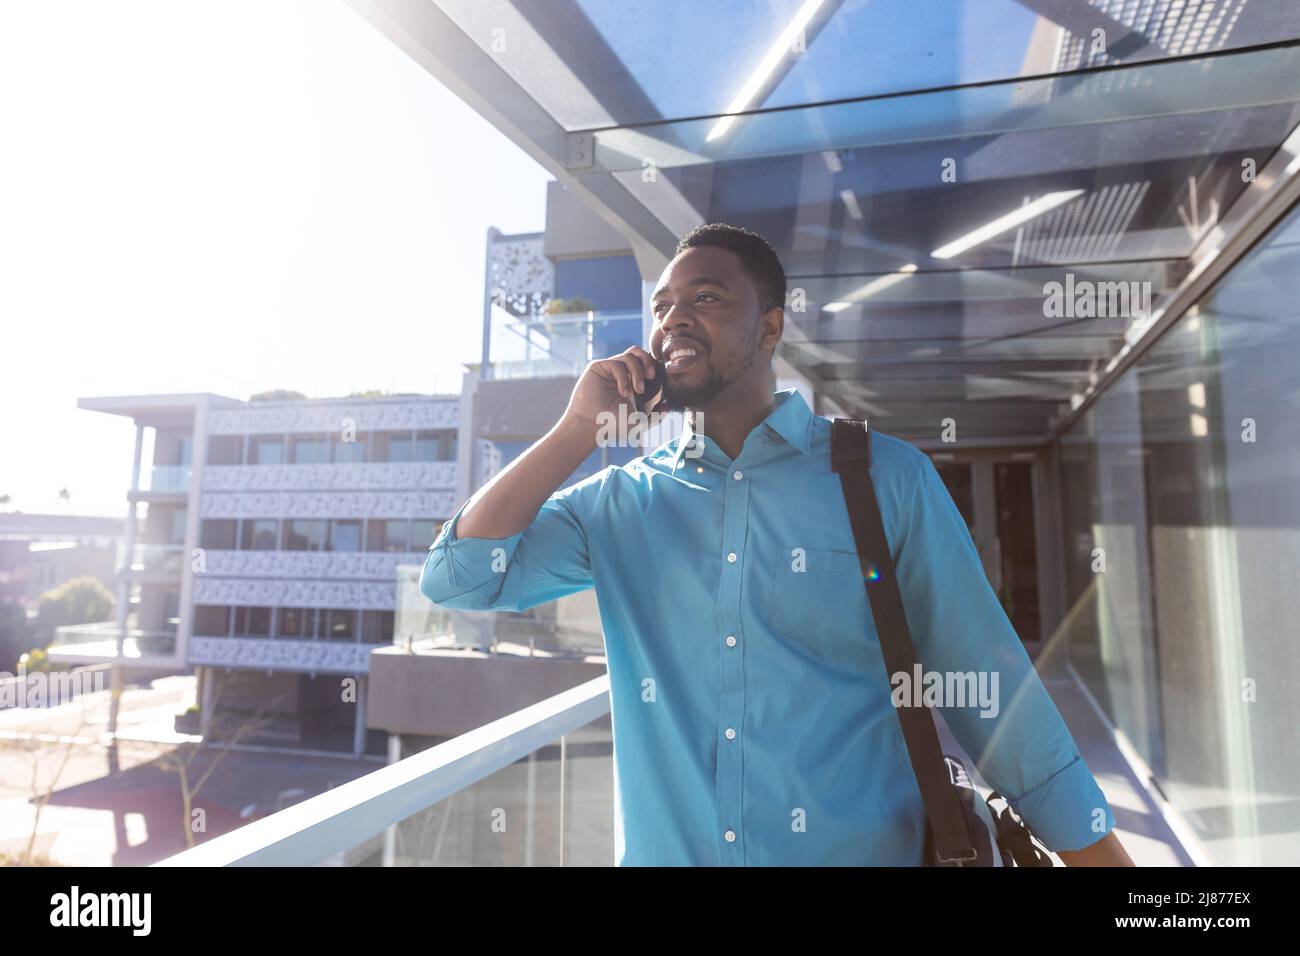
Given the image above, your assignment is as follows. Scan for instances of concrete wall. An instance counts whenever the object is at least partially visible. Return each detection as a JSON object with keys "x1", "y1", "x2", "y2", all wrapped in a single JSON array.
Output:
[
  {"x1": 473, "y1": 375, "x2": 580, "y2": 439},
  {"x1": 367, "y1": 647, "x2": 607, "y2": 738}
]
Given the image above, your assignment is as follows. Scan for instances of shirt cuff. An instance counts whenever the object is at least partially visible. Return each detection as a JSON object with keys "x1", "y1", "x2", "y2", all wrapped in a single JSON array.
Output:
[
  {"x1": 424, "y1": 496, "x2": 525, "y2": 595},
  {"x1": 1007, "y1": 753, "x2": 1115, "y2": 853}
]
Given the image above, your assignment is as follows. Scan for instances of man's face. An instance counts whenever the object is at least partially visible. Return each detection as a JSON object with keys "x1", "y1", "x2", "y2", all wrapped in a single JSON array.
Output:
[{"x1": 648, "y1": 246, "x2": 782, "y2": 410}]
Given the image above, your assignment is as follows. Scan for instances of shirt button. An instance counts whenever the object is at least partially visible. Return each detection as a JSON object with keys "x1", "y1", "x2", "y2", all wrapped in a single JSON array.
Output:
[
  {"x1": 724, "y1": 830, "x2": 736, "y2": 843},
  {"x1": 725, "y1": 727, "x2": 736, "y2": 740},
  {"x1": 696, "y1": 466, "x2": 704, "y2": 473},
  {"x1": 733, "y1": 470, "x2": 743, "y2": 480},
  {"x1": 727, "y1": 552, "x2": 737, "y2": 563},
  {"x1": 725, "y1": 635, "x2": 737, "y2": 647}
]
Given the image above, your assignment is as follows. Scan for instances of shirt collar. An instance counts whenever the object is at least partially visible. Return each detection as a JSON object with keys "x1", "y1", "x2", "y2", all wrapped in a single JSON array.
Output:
[{"x1": 671, "y1": 387, "x2": 813, "y2": 471}]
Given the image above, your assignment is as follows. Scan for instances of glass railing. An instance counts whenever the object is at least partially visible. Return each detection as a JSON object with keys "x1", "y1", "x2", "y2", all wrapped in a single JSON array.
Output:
[
  {"x1": 488, "y1": 309, "x2": 642, "y2": 380},
  {"x1": 119, "y1": 543, "x2": 186, "y2": 575},
  {"x1": 154, "y1": 674, "x2": 612, "y2": 866},
  {"x1": 48, "y1": 621, "x2": 178, "y2": 659},
  {"x1": 335, "y1": 714, "x2": 613, "y2": 866},
  {"x1": 394, "y1": 562, "x2": 605, "y2": 657},
  {"x1": 138, "y1": 465, "x2": 191, "y2": 493}
]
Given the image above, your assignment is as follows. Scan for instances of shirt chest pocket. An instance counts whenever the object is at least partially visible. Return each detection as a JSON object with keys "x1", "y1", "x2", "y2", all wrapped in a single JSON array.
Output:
[{"x1": 768, "y1": 546, "x2": 877, "y2": 665}]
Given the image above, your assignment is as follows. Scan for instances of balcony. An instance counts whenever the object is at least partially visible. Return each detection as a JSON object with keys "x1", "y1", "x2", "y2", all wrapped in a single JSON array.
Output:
[
  {"x1": 119, "y1": 542, "x2": 186, "y2": 576},
  {"x1": 202, "y1": 460, "x2": 458, "y2": 493},
  {"x1": 489, "y1": 309, "x2": 641, "y2": 380},
  {"x1": 48, "y1": 621, "x2": 178, "y2": 661},
  {"x1": 154, "y1": 675, "x2": 613, "y2": 865},
  {"x1": 136, "y1": 465, "x2": 191, "y2": 495}
]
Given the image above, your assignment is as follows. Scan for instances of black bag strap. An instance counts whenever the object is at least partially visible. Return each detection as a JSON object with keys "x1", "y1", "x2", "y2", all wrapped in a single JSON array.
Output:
[{"x1": 830, "y1": 417, "x2": 977, "y2": 864}]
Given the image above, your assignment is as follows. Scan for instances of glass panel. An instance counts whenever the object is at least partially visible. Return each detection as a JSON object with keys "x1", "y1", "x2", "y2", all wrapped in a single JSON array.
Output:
[
  {"x1": 933, "y1": 461, "x2": 974, "y2": 534},
  {"x1": 393, "y1": 562, "x2": 604, "y2": 657},
  {"x1": 994, "y1": 461, "x2": 1039, "y2": 642},
  {"x1": 329, "y1": 520, "x2": 363, "y2": 552},
  {"x1": 250, "y1": 436, "x2": 285, "y2": 465},
  {"x1": 411, "y1": 431, "x2": 439, "y2": 462},
  {"x1": 138, "y1": 465, "x2": 190, "y2": 493},
  {"x1": 278, "y1": 607, "x2": 316, "y2": 639},
  {"x1": 291, "y1": 434, "x2": 330, "y2": 464},
  {"x1": 325, "y1": 609, "x2": 356, "y2": 642},
  {"x1": 374, "y1": 432, "x2": 412, "y2": 463},
  {"x1": 432, "y1": 0, "x2": 1300, "y2": 131},
  {"x1": 285, "y1": 520, "x2": 326, "y2": 552},
  {"x1": 332, "y1": 432, "x2": 367, "y2": 463},
  {"x1": 331, "y1": 716, "x2": 613, "y2": 866},
  {"x1": 362, "y1": 609, "x2": 395, "y2": 644},
  {"x1": 488, "y1": 308, "x2": 642, "y2": 380},
  {"x1": 409, "y1": 520, "x2": 440, "y2": 551},
  {"x1": 240, "y1": 519, "x2": 279, "y2": 550},
  {"x1": 234, "y1": 606, "x2": 272, "y2": 638},
  {"x1": 1058, "y1": 197, "x2": 1300, "y2": 865},
  {"x1": 367, "y1": 519, "x2": 408, "y2": 552}
]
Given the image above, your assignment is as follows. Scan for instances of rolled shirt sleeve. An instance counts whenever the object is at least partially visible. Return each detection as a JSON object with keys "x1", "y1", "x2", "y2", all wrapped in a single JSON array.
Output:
[
  {"x1": 420, "y1": 469, "x2": 606, "y2": 614},
  {"x1": 889, "y1": 451, "x2": 1115, "y2": 853}
]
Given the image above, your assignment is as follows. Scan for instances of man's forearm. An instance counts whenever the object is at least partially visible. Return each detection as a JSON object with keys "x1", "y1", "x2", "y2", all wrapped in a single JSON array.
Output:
[
  {"x1": 1057, "y1": 830, "x2": 1135, "y2": 866},
  {"x1": 455, "y1": 413, "x2": 597, "y2": 540}
]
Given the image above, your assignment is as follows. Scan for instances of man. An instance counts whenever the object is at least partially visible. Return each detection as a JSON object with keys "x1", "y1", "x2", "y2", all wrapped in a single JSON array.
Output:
[{"x1": 421, "y1": 222, "x2": 1133, "y2": 867}]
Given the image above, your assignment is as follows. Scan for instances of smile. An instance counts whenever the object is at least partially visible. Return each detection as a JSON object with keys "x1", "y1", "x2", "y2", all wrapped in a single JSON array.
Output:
[{"x1": 664, "y1": 347, "x2": 702, "y2": 371}]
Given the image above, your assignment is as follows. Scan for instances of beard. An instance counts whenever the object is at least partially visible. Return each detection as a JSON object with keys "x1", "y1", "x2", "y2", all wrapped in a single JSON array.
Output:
[{"x1": 662, "y1": 325, "x2": 759, "y2": 411}]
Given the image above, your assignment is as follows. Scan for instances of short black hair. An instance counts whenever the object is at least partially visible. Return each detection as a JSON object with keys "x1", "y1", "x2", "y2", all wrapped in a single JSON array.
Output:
[{"x1": 675, "y1": 223, "x2": 786, "y2": 316}]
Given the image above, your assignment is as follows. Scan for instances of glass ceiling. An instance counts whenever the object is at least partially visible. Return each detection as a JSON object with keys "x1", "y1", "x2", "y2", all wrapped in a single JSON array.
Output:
[
  {"x1": 440, "y1": 0, "x2": 1300, "y2": 131},
  {"x1": 416, "y1": 0, "x2": 1300, "y2": 440}
]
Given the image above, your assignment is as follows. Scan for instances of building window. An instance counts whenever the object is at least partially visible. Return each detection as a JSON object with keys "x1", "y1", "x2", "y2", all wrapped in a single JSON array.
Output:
[
  {"x1": 362, "y1": 610, "x2": 394, "y2": 643},
  {"x1": 233, "y1": 606, "x2": 271, "y2": 637},
  {"x1": 290, "y1": 434, "x2": 330, "y2": 464},
  {"x1": 193, "y1": 604, "x2": 231, "y2": 635},
  {"x1": 249, "y1": 436, "x2": 284, "y2": 465},
  {"x1": 409, "y1": 520, "x2": 441, "y2": 551},
  {"x1": 145, "y1": 505, "x2": 187, "y2": 546},
  {"x1": 332, "y1": 432, "x2": 367, "y2": 464},
  {"x1": 328, "y1": 520, "x2": 362, "y2": 552},
  {"x1": 200, "y1": 519, "x2": 237, "y2": 550},
  {"x1": 411, "y1": 431, "x2": 439, "y2": 462},
  {"x1": 207, "y1": 435, "x2": 243, "y2": 466},
  {"x1": 163, "y1": 589, "x2": 181, "y2": 632},
  {"x1": 278, "y1": 607, "x2": 316, "y2": 639},
  {"x1": 324, "y1": 609, "x2": 356, "y2": 641},
  {"x1": 284, "y1": 520, "x2": 326, "y2": 552},
  {"x1": 367, "y1": 519, "x2": 408, "y2": 552},
  {"x1": 439, "y1": 431, "x2": 457, "y2": 461},
  {"x1": 239, "y1": 519, "x2": 279, "y2": 550},
  {"x1": 373, "y1": 431, "x2": 412, "y2": 463}
]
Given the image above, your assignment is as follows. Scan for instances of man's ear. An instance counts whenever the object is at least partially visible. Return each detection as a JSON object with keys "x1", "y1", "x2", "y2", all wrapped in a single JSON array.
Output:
[{"x1": 760, "y1": 306, "x2": 784, "y2": 353}]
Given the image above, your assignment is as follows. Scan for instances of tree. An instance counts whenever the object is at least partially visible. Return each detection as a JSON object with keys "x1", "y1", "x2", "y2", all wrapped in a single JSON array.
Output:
[
  {"x1": 157, "y1": 671, "x2": 291, "y2": 850},
  {"x1": 0, "y1": 600, "x2": 32, "y2": 673},
  {"x1": 249, "y1": 389, "x2": 307, "y2": 402},
  {"x1": 33, "y1": 576, "x2": 114, "y2": 645}
]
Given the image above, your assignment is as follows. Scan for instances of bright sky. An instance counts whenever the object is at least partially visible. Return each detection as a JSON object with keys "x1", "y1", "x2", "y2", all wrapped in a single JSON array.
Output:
[{"x1": 0, "y1": 0, "x2": 551, "y2": 517}]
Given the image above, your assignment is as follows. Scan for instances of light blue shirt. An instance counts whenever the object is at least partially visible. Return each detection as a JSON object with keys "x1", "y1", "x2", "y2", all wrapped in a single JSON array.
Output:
[{"x1": 420, "y1": 387, "x2": 1114, "y2": 865}]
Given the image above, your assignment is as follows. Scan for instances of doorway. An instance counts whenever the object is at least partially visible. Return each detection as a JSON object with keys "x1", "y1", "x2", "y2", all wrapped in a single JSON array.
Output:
[{"x1": 932, "y1": 456, "x2": 1041, "y2": 644}]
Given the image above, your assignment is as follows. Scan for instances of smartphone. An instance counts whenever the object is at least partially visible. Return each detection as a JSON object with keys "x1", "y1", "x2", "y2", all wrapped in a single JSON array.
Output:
[{"x1": 634, "y1": 357, "x2": 671, "y2": 413}]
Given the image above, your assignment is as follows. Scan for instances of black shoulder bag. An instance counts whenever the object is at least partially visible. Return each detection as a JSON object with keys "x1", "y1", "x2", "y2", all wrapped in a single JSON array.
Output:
[{"x1": 830, "y1": 417, "x2": 1053, "y2": 867}]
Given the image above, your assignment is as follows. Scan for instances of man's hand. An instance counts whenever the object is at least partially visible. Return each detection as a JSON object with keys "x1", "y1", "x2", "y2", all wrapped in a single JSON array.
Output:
[
  {"x1": 563, "y1": 345, "x2": 662, "y2": 427},
  {"x1": 1057, "y1": 830, "x2": 1136, "y2": 866}
]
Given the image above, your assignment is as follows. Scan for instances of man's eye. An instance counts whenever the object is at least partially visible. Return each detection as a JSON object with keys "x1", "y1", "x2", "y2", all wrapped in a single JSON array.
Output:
[{"x1": 697, "y1": 293, "x2": 718, "y2": 302}]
